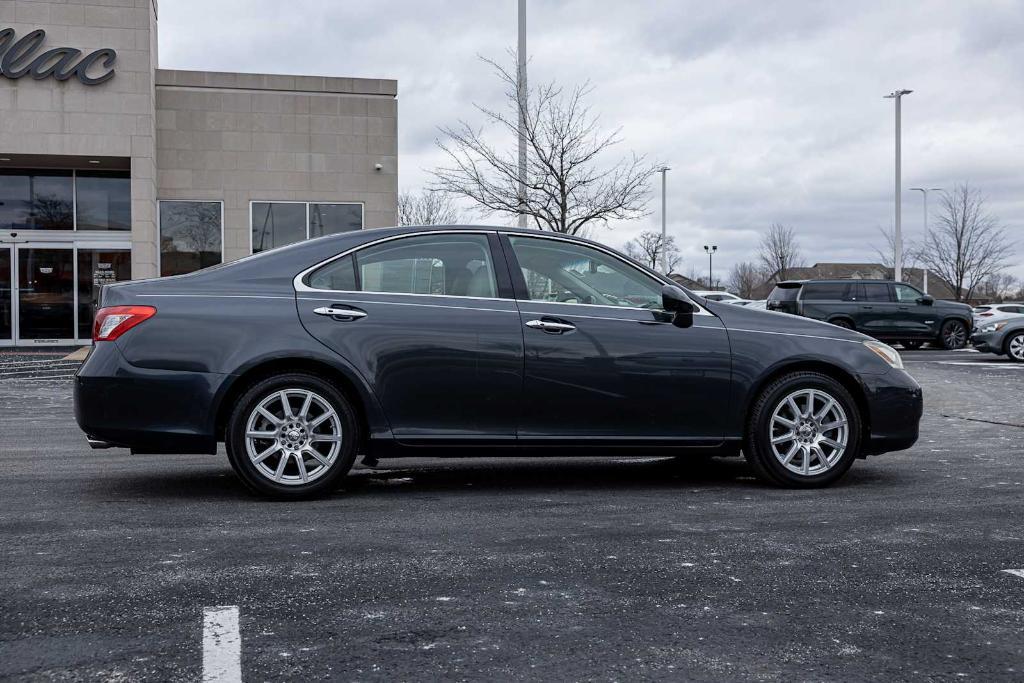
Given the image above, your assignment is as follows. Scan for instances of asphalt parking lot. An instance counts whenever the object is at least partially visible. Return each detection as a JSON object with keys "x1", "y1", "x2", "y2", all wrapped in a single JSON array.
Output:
[{"x1": 2, "y1": 347, "x2": 1024, "y2": 681}]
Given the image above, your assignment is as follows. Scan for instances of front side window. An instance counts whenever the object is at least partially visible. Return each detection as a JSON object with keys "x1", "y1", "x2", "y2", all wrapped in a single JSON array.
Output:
[
  {"x1": 306, "y1": 234, "x2": 497, "y2": 298},
  {"x1": 75, "y1": 171, "x2": 130, "y2": 230},
  {"x1": 508, "y1": 236, "x2": 662, "y2": 308},
  {"x1": 159, "y1": 201, "x2": 223, "y2": 277},
  {"x1": 0, "y1": 170, "x2": 73, "y2": 230},
  {"x1": 893, "y1": 284, "x2": 922, "y2": 303}
]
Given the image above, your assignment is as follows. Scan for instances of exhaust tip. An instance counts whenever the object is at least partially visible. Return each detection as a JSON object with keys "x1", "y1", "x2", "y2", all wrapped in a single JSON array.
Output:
[{"x1": 87, "y1": 437, "x2": 117, "y2": 449}]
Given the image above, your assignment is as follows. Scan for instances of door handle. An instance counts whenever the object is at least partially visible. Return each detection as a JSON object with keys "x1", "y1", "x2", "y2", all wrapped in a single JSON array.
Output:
[
  {"x1": 313, "y1": 306, "x2": 367, "y2": 320},
  {"x1": 862, "y1": 305, "x2": 874, "y2": 310},
  {"x1": 525, "y1": 319, "x2": 576, "y2": 334}
]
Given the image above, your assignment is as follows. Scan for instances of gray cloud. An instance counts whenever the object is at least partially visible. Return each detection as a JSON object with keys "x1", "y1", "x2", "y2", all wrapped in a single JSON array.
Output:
[{"x1": 158, "y1": 0, "x2": 1024, "y2": 281}]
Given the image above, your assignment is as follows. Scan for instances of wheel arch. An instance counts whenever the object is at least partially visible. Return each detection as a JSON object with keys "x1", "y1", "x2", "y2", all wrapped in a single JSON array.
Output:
[
  {"x1": 213, "y1": 356, "x2": 390, "y2": 448},
  {"x1": 742, "y1": 359, "x2": 871, "y2": 445},
  {"x1": 826, "y1": 315, "x2": 856, "y2": 329}
]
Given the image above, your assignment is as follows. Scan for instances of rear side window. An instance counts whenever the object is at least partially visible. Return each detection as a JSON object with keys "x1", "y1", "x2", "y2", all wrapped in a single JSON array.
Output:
[
  {"x1": 307, "y1": 254, "x2": 356, "y2": 291},
  {"x1": 801, "y1": 282, "x2": 856, "y2": 301},
  {"x1": 768, "y1": 285, "x2": 800, "y2": 302},
  {"x1": 861, "y1": 283, "x2": 892, "y2": 302}
]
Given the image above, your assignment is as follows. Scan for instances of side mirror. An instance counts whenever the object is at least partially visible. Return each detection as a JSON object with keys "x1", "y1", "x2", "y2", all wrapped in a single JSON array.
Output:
[
  {"x1": 918, "y1": 294, "x2": 934, "y2": 306},
  {"x1": 662, "y1": 285, "x2": 695, "y2": 328}
]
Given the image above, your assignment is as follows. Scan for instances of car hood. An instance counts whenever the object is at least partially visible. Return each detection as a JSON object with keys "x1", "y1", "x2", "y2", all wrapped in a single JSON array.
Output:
[
  {"x1": 933, "y1": 299, "x2": 972, "y2": 313},
  {"x1": 702, "y1": 298, "x2": 870, "y2": 343}
]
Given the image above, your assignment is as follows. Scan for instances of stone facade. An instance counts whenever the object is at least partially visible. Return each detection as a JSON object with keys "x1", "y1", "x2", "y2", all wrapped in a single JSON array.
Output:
[{"x1": 154, "y1": 70, "x2": 398, "y2": 264}]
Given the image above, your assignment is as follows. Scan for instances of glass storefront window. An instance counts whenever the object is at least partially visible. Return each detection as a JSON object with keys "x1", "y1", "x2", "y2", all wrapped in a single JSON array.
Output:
[
  {"x1": 0, "y1": 249, "x2": 11, "y2": 341},
  {"x1": 251, "y1": 202, "x2": 307, "y2": 253},
  {"x1": 18, "y1": 248, "x2": 75, "y2": 340},
  {"x1": 309, "y1": 203, "x2": 363, "y2": 238},
  {"x1": 159, "y1": 201, "x2": 223, "y2": 277},
  {"x1": 0, "y1": 170, "x2": 74, "y2": 231},
  {"x1": 75, "y1": 171, "x2": 131, "y2": 231},
  {"x1": 77, "y1": 249, "x2": 131, "y2": 339}
]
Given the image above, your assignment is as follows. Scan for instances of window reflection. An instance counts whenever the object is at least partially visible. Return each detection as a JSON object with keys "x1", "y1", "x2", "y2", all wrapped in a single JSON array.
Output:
[
  {"x1": 251, "y1": 202, "x2": 306, "y2": 253},
  {"x1": 76, "y1": 171, "x2": 131, "y2": 231},
  {"x1": 0, "y1": 170, "x2": 74, "y2": 230},
  {"x1": 159, "y1": 201, "x2": 223, "y2": 277},
  {"x1": 77, "y1": 249, "x2": 131, "y2": 338}
]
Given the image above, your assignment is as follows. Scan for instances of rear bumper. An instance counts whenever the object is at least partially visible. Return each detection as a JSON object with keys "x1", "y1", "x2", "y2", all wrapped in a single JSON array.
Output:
[
  {"x1": 73, "y1": 342, "x2": 225, "y2": 454},
  {"x1": 861, "y1": 368, "x2": 923, "y2": 456},
  {"x1": 970, "y1": 332, "x2": 1001, "y2": 355}
]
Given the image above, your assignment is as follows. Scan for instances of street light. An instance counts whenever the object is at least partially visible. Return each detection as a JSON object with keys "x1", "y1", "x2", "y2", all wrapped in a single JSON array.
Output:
[
  {"x1": 517, "y1": 0, "x2": 528, "y2": 228},
  {"x1": 658, "y1": 167, "x2": 670, "y2": 273},
  {"x1": 909, "y1": 186, "x2": 943, "y2": 294},
  {"x1": 884, "y1": 88, "x2": 912, "y2": 282},
  {"x1": 703, "y1": 245, "x2": 717, "y2": 288}
]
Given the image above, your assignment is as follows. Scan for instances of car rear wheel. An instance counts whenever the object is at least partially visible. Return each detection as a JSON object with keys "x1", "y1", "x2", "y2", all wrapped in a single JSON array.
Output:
[
  {"x1": 743, "y1": 372, "x2": 862, "y2": 488},
  {"x1": 901, "y1": 340, "x2": 924, "y2": 350},
  {"x1": 940, "y1": 320, "x2": 968, "y2": 350},
  {"x1": 225, "y1": 373, "x2": 359, "y2": 499},
  {"x1": 1006, "y1": 332, "x2": 1024, "y2": 362},
  {"x1": 830, "y1": 318, "x2": 854, "y2": 330}
]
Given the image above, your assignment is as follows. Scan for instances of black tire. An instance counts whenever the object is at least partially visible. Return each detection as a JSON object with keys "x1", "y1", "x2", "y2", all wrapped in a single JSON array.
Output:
[
  {"x1": 830, "y1": 318, "x2": 855, "y2": 330},
  {"x1": 1005, "y1": 331, "x2": 1024, "y2": 363},
  {"x1": 940, "y1": 319, "x2": 968, "y2": 350},
  {"x1": 743, "y1": 371, "x2": 862, "y2": 488},
  {"x1": 901, "y1": 340, "x2": 924, "y2": 350},
  {"x1": 225, "y1": 373, "x2": 359, "y2": 499}
]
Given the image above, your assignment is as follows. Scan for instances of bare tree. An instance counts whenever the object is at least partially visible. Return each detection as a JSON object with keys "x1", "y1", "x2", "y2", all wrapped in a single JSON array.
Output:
[
  {"x1": 430, "y1": 55, "x2": 658, "y2": 235},
  {"x1": 918, "y1": 184, "x2": 1014, "y2": 301},
  {"x1": 624, "y1": 231, "x2": 680, "y2": 272},
  {"x1": 872, "y1": 225, "x2": 917, "y2": 272},
  {"x1": 728, "y1": 261, "x2": 766, "y2": 299},
  {"x1": 974, "y1": 273, "x2": 1018, "y2": 302},
  {"x1": 758, "y1": 223, "x2": 804, "y2": 282},
  {"x1": 397, "y1": 190, "x2": 463, "y2": 226}
]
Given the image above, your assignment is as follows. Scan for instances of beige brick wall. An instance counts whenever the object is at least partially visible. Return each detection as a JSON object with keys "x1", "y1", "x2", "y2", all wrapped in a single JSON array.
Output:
[
  {"x1": 0, "y1": 0, "x2": 159, "y2": 278},
  {"x1": 155, "y1": 70, "x2": 398, "y2": 263}
]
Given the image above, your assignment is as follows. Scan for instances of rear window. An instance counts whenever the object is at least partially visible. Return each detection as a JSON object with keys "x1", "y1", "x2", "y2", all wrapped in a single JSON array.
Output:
[
  {"x1": 801, "y1": 282, "x2": 856, "y2": 301},
  {"x1": 861, "y1": 283, "x2": 892, "y2": 302},
  {"x1": 768, "y1": 284, "x2": 800, "y2": 302}
]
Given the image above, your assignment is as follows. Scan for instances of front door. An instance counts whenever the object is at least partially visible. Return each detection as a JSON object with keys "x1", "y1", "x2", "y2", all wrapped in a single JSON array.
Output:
[
  {"x1": 0, "y1": 247, "x2": 11, "y2": 345},
  {"x1": 15, "y1": 245, "x2": 76, "y2": 344},
  {"x1": 502, "y1": 234, "x2": 731, "y2": 444},
  {"x1": 891, "y1": 283, "x2": 936, "y2": 337},
  {"x1": 296, "y1": 231, "x2": 523, "y2": 444}
]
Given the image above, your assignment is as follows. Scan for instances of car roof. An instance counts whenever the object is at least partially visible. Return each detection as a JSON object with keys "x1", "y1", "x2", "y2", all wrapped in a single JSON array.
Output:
[{"x1": 776, "y1": 279, "x2": 901, "y2": 286}]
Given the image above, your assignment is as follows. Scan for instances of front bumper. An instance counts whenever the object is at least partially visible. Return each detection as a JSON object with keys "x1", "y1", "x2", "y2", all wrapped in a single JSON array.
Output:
[
  {"x1": 861, "y1": 368, "x2": 923, "y2": 455},
  {"x1": 74, "y1": 342, "x2": 226, "y2": 454}
]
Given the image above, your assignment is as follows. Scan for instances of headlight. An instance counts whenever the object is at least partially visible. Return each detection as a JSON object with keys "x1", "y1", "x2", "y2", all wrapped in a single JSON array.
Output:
[
  {"x1": 863, "y1": 340, "x2": 903, "y2": 369},
  {"x1": 981, "y1": 322, "x2": 1006, "y2": 333}
]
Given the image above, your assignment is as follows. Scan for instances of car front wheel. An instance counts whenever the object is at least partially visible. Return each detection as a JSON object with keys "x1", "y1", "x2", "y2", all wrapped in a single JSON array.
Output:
[
  {"x1": 940, "y1": 320, "x2": 968, "y2": 350},
  {"x1": 225, "y1": 373, "x2": 359, "y2": 499},
  {"x1": 1006, "y1": 332, "x2": 1024, "y2": 362},
  {"x1": 743, "y1": 372, "x2": 862, "y2": 487}
]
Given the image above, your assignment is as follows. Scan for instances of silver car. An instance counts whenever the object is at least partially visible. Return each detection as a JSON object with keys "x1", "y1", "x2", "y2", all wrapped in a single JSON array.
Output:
[{"x1": 971, "y1": 314, "x2": 1024, "y2": 362}]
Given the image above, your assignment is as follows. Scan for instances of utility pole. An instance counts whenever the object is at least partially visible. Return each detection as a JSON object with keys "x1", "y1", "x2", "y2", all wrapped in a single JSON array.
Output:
[
  {"x1": 703, "y1": 245, "x2": 717, "y2": 289},
  {"x1": 884, "y1": 89, "x2": 912, "y2": 282},
  {"x1": 909, "y1": 186, "x2": 942, "y2": 294},
  {"x1": 659, "y1": 167, "x2": 669, "y2": 273},
  {"x1": 517, "y1": 0, "x2": 528, "y2": 228}
]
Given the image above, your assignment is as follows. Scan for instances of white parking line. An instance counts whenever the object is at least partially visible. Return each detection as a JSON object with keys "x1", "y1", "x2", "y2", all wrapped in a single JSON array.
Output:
[
  {"x1": 203, "y1": 606, "x2": 242, "y2": 683},
  {"x1": 1001, "y1": 569, "x2": 1024, "y2": 579},
  {"x1": 939, "y1": 362, "x2": 1024, "y2": 368}
]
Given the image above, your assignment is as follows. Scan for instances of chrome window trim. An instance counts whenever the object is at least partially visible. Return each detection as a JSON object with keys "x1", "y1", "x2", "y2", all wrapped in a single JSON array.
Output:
[
  {"x1": 521, "y1": 310, "x2": 727, "y2": 326},
  {"x1": 297, "y1": 295, "x2": 519, "y2": 315},
  {"x1": 499, "y1": 230, "x2": 712, "y2": 316}
]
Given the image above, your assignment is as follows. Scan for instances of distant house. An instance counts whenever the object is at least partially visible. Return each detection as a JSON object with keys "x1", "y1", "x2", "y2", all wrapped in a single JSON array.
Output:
[
  {"x1": 751, "y1": 263, "x2": 958, "y2": 301},
  {"x1": 668, "y1": 273, "x2": 705, "y2": 290}
]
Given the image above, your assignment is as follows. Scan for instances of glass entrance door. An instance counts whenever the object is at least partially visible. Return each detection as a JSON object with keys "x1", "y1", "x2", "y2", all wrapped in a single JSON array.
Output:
[
  {"x1": 0, "y1": 247, "x2": 11, "y2": 344},
  {"x1": 16, "y1": 246, "x2": 76, "y2": 343}
]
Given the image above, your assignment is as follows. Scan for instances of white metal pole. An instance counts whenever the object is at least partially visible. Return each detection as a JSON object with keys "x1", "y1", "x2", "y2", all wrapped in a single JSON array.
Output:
[
  {"x1": 660, "y1": 168, "x2": 668, "y2": 273},
  {"x1": 894, "y1": 94, "x2": 902, "y2": 282},
  {"x1": 921, "y1": 190, "x2": 928, "y2": 294},
  {"x1": 517, "y1": 0, "x2": 528, "y2": 228}
]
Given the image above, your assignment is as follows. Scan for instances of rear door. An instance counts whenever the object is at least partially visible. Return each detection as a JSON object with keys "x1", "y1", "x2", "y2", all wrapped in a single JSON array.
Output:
[
  {"x1": 857, "y1": 282, "x2": 897, "y2": 335},
  {"x1": 502, "y1": 233, "x2": 731, "y2": 444},
  {"x1": 797, "y1": 282, "x2": 858, "y2": 323},
  {"x1": 296, "y1": 231, "x2": 523, "y2": 444}
]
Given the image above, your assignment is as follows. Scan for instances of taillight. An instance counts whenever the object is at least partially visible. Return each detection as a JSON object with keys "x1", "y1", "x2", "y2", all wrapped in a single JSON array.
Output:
[
  {"x1": 980, "y1": 312, "x2": 993, "y2": 317},
  {"x1": 93, "y1": 305, "x2": 156, "y2": 341}
]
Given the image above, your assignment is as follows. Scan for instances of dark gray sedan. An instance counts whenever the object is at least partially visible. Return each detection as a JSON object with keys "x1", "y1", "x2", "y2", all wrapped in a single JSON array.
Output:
[
  {"x1": 972, "y1": 315, "x2": 1024, "y2": 361},
  {"x1": 74, "y1": 226, "x2": 923, "y2": 498}
]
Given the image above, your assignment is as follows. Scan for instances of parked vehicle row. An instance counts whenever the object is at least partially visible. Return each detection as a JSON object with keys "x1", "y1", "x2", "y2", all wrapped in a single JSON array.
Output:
[
  {"x1": 74, "y1": 226, "x2": 922, "y2": 498},
  {"x1": 767, "y1": 279, "x2": 973, "y2": 350}
]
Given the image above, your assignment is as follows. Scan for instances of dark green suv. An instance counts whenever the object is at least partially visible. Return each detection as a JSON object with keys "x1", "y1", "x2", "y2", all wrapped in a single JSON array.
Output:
[{"x1": 767, "y1": 279, "x2": 973, "y2": 349}]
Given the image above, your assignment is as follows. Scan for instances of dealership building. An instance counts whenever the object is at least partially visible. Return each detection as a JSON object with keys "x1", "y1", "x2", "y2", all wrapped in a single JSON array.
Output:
[{"x1": 0, "y1": 0, "x2": 398, "y2": 346}]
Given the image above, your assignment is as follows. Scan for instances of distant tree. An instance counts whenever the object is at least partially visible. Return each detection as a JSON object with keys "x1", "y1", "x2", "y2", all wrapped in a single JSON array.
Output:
[
  {"x1": 397, "y1": 190, "x2": 462, "y2": 226},
  {"x1": 625, "y1": 230, "x2": 680, "y2": 272},
  {"x1": 974, "y1": 273, "x2": 1019, "y2": 303},
  {"x1": 728, "y1": 261, "x2": 766, "y2": 298},
  {"x1": 918, "y1": 184, "x2": 1014, "y2": 301},
  {"x1": 758, "y1": 223, "x2": 804, "y2": 282},
  {"x1": 430, "y1": 54, "x2": 658, "y2": 235},
  {"x1": 872, "y1": 224, "x2": 917, "y2": 272}
]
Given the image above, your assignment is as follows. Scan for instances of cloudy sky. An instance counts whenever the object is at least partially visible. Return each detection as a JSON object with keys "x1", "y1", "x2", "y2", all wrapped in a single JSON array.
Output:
[{"x1": 158, "y1": 0, "x2": 1024, "y2": 282}]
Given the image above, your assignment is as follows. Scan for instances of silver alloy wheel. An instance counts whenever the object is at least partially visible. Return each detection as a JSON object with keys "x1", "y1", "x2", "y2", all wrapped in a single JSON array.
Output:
[
  {"x1": 1009, "y1": 334, "x2": 1024, "y2": 361},
  {"x1": 244, "y1": 389, "x2": 343, "y2": 485},
  {"x1": 942, "y1": 321, "x2": 967, "y2": 349},
  {"x1": 768, "y1": 388, "x2": 849, "y2": 476}
]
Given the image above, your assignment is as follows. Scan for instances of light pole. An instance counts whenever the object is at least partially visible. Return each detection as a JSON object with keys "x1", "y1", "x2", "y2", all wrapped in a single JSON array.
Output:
[
  {"x1": 517, "y1": 0, "x2": 528, "y2": 228},
  {"x1": 884, "y1": 89, "x2": 912, "y2": 282},
  {"x1": 658, "y1": 167, "x2": 670, "y2": 273},
  {"x1": 909, "y1": 187, "x2": 942, "y2": 294},
  {"x1": 703, "y1": 245, "x2": 717, "y2": 289}
]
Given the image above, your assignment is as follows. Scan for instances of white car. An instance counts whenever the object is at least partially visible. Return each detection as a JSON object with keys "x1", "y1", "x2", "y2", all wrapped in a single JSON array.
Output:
[
  {"x1": 973, "y1": 303, "x2": 1024, "y2": 329},
  {"x1": 693, "y1": 290, "x2": 743, "y2": 303}
]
